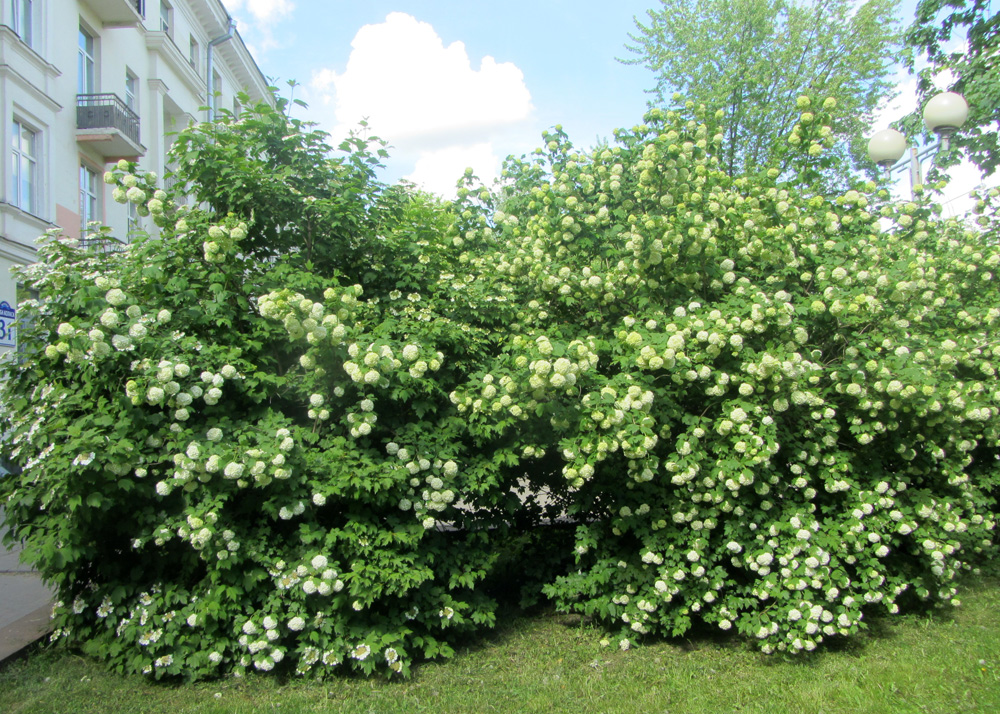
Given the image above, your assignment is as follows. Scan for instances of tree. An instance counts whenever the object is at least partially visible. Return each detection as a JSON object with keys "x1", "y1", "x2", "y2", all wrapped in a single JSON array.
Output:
[
  {"x1": 902, "y1": 0, "x2": 999, "y2": 176},
  {"x1": 2, "y1": 92, "x2": 998, "y2": 680},
  {"x1": 169, "y1": 93, "x2": 408, "y2": 277},
  {"x1": 621, "y1": 0, "x2": 902, "y2": 181}
]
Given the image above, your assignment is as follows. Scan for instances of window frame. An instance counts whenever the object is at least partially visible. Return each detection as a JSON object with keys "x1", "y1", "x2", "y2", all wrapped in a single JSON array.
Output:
[
  {"x1": 125, "y1": 70, "x2": 138, "y2": 112},
  {"x1": 78, "y1": 25, "x2": 96, "y2": 95},
  {"x1": 79, "y1": 162, "x2": 100, "y2": 237},
  {"x1": 211, "y1": 70, "x2": 222, "y2": 115},
  {"x1": 11, "y1": 0, "x2": 34, "y2": 47},
  {"x1": 10, "y1": 118, "x2": 39, "y2": 215},
  {"x1": 159, "y1": 0, "x2": 172, "y2": 37},
  {"x1": 189, "y1": 35, "x2": 200, "y2": 72},
  {"x1": 127, "y1": 196, "x2": 140, "y2": 235}
]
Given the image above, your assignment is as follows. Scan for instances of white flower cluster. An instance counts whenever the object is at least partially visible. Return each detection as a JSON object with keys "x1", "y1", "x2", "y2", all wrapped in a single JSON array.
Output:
[
  {"x1": 258, "y1": 288, "x2": 354, "y2": 347},
  {"x1": 43, "y1": 276, "x2": 183, "y2": 364},
  {"x1": 387, "y1": 445, "x2": 460, "y2": 522},
  {"x1": 107, "y1": 162, "x2": 163, "y2": 220},
  {"x1": 526, "y1": 337, "x2": 599, "y2": 394},
  {"x1": 343, "y1": 341, "x2": 445, "y2": 387},
  {"x1": 201, "y1": 221, "x2": 247, "y2": 263},
  {"x1": 273, "y1": 554, "x2": 345, "y2": 596},
  {"x1": 174, "y1": 511, "x2": 223, "y2": 553},
  {"x1": 235, "y1": 613, "x2": 288, "y2": 672},
  {"x1": 344, "y1": 394, "x2": 376, "y2": 437},
  {"x1": 150, "y1": 425, "x2": 296, "y2": 502},
  {"x1": 124, "y1": 359, "x2": 239, "y2": 424}
]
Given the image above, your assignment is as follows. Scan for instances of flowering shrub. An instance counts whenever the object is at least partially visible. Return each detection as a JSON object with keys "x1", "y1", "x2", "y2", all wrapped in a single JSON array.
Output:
[
  {"x1": 1, "y1": 94, "x2": 997, "y2": 679},
  {"x1": 486, "y1": 100, "x2": 1000, "y2": 653}
]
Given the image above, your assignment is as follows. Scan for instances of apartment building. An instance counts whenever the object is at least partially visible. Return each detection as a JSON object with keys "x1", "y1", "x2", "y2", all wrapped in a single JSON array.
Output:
[{"x1": 0, "y1": 0, "x2": 272, "y2": 354}]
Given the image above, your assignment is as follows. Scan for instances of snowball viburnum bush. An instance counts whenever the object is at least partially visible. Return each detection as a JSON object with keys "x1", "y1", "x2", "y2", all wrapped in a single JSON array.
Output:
[{"x1": 1, "y1": 93, "x2": 997, "y2": 680}]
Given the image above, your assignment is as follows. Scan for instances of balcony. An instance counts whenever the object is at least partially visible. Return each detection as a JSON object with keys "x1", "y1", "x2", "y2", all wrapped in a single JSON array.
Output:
[
  {"x1": 80, "y1": 0, "x2": 144, "y2": 26},
  {"x1": 76, "y1": 94, "x2": 145, "y2": 160},
  {"x1": 80, "y1": 236, "x2": 129, "y2": 254}
]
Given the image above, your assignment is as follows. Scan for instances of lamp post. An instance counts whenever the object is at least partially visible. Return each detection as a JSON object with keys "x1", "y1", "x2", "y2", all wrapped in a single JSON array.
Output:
[{"x1": 867, "y1": 91, "x2": 969, "y2": 198}]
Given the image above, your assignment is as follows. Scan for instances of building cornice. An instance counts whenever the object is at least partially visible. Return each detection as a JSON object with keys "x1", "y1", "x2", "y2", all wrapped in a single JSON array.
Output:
[
  {"x1": 0, "y1": 25, "x2": 62, "y2": 80},
  {"x1": 0, "y1": 203, "x2": 55, "y2": 230},
  {"x1": 0, "y1": 215, "x2": 47, "y2": 262},
  {"x1": 0, "y1": 64, "x2": 62, "y2": 113},
  {"x1": 0, "y1": 237, "x2": 39, "y2": 264},
  {"x1": 147, "y1": 77, "x2": 170, "y2": 95},
  {"x1": 185, "y1": 1, "x2": 274, "y2": 106},
  {"x1": 216, "y1": 35, "x2": 273, "y2": 104},
  {"x1": 145, "y1": 31, "x2": 207, "y2": 101}
]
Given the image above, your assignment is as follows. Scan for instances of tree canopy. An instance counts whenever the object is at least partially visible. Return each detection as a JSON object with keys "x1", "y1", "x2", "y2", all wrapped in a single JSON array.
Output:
[
  {"x1": 621, "y1": 0, "x2": 902, "y2": 182},
  {"x1": 1, "y1": 92, "x2": 998, "y2": 680},
  {"x1": 902, "y1": 0, "x2": 999, "y2": 177}
]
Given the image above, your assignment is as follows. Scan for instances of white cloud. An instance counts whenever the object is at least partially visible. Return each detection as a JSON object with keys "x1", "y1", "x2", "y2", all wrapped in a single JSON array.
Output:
[
  {"x1": 221, "y1": 0, "x2": 295, "y2": 55},
  {"x1": 871, "y1": 77, "x2": 919, "y2": 131},
  {"x1": 405, "y1": 143, "x2": 500, "y2": 197},
  {"x1": 223, "y1": 0, "x2": 294, "y2": 23},
  {"x1": 937, "y1": 159, "x2": 998, "y2": 218},
  {"x1": 306, "y1": 12, "x2": 534, "y2": 196}
]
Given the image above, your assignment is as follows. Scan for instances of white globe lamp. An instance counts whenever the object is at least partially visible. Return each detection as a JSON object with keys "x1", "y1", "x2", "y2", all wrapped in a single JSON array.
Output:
[
  {"x1": 922, "y1": 91, "x2": 969, "y2": 149},
  {"x1": 867, "y1": 128, "x2": 907, "y2": 168}
]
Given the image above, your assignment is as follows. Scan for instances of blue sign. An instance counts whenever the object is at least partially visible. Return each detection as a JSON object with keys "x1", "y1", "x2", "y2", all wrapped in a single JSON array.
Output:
[{"x1": 0, "y1": 301, "x2": 16, "y2": 348}]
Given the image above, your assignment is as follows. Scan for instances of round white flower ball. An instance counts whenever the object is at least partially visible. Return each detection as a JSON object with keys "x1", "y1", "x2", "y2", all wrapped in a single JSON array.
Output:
[
  {"x1": 125, "y1": 187, "x2": 146, "y2": 204},
  {"x1": 106, "y1": 288, "x2": 127, "y2": 306}
]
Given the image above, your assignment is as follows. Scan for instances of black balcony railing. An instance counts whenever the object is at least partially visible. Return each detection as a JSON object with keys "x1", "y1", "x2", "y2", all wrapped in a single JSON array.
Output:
[
  {"x1": 77, "y1": 94, "x2": 141, "y2": 147},
  {"x1": 80, "y1": 235, "x2": 129, "y2": 254}
]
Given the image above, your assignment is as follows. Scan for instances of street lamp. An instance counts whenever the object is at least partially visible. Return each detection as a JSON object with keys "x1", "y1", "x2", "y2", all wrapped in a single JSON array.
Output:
[{"x1": 867, "y1": 91, "x2": 969, "y2": 197}]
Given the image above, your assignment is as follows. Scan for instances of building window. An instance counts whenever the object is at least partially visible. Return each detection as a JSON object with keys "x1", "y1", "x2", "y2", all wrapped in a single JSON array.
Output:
[
  {"x1": 10, "y1": 119, "x2": 38, "y2": 215},
  {"x1": 159, "y1": 1, "x2": 171, "y2": 36},
  {"x1": 80, "y1": 163, "x2": 99, "y2": 237},
  {"x1": 78, "y1": 26, "x2": 96, "y2": 95},
  {"x1": 189, "y1": 36, "x2": 199, "y2": 72},
  {"x1": 211, "y1": 70, "x2": 222, "y2": 115},
  {"x1": 11, "y1": 0, "x2": 34, "y2": 47},
  {"x1": 125, "y1": 71, "x2": 138, "y2": 112},
  {"x1": 127, "y1": 197, "x2": 140, "y2": 235}
]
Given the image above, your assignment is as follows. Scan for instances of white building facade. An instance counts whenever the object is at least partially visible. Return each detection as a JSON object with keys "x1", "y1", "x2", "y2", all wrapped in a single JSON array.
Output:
[{"x1": 0, "y1": 0, "x2": 271, "y2": 354}]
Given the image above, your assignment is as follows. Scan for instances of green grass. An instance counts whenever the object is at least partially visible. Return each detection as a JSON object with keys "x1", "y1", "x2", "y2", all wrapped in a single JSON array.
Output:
[{"x1": 2, "y1": 576, "x2": 999, "y2": 714}]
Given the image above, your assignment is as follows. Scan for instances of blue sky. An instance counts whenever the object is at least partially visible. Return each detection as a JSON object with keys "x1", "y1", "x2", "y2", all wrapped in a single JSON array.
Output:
[
  {"x1": 220, "y1": 0, "x2": 993, "y2": 212},
  {"x1": 222, "y1": 0, "x2": 656, "y2": 195}
]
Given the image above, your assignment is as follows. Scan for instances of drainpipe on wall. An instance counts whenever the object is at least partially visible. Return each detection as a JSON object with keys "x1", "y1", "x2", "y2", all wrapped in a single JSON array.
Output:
[{"x1": 206, "y1": 19, "x2": 237, "y2": 123}]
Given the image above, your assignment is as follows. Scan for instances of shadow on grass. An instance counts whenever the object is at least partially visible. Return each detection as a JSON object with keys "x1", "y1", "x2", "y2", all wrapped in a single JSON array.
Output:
[
  {"x1": 537, "y1": 570, "x2": 1000, "y2": 674},
  {"x1": 6, "y1": 547, "x2": 996, "y2": 694}
]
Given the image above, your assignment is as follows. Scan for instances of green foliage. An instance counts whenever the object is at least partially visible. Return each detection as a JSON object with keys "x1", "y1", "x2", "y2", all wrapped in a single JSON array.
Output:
[
  {"x1": 1, "y1": 93, "x2": 998, "y2": 681},
  {"x1": 621, "y1": 0, "x2": 902, "y2": 184},
  {"x1": 169, "y1": 93, "x2": 408, "y2": 277},
  {"x1": 4, "y1": 575, "x2": 1000, "y2": 713},
  {"x1": 902, "y1": 0, "x2": 999, "y2": 177}
]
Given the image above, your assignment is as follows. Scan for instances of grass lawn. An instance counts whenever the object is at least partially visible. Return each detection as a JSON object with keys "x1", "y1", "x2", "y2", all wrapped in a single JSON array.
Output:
[{"x1": 2, "y1": 575, "x2": 998, "y2": 714}]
